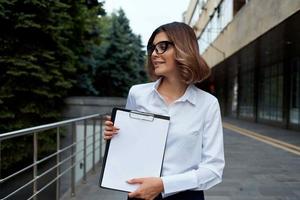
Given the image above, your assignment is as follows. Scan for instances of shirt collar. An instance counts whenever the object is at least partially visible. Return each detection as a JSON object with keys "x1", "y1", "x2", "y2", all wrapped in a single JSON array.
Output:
[
  {"x1": 153, "y1": 78, "x2": 162, "y2": 91},
  {"x1": 178, "y1": 84, "x2": 197, "y2": 105},
  {"x1": 152, "y1": 78, "x2": 197, "y2": 106}
]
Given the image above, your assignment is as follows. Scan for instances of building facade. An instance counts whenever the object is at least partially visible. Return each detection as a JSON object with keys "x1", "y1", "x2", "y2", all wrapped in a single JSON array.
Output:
[{"x1": 184, "y1": 0, "x2": 300, "y2": 130}]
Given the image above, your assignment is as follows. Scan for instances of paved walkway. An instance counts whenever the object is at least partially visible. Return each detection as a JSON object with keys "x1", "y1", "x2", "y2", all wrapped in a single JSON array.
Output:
[{"x1": 62, "y1": 118, "x2": 300, "y2": 200}]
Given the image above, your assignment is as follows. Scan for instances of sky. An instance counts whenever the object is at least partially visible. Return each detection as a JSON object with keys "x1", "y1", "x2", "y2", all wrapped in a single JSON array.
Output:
[{"x1": 103, "y1": 0, "x2": 191, "y2": 47}]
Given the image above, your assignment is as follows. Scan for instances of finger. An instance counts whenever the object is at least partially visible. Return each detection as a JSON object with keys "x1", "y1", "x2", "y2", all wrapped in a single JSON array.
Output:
[
  {"x1": 128, "y1": 192, "x2": 134, "y2": 198},
  {"x1": 104, "y1": 131, "x2": 115, "y2": 136},
  {"x1": 104, "y1": 135, "x2": 113, "y2": 140},
  {"x1": 104, "y1": 128, "x2": 119, "y2": 134},
  {"x1": 128, "y1": 192, "x2": 135, "y2": 198},
  {"x1": 128, "y1": 191, "x2": 141, "y2": 198},
  {"x1": 105, "y1": 115, "x2": 111, "y2": 121},
  {"x1": 104, "y1": 126, "x2": 113, "y2": 131},
  {"x1": 112, "y1": 126, "x2": 120, "y2": 131},
  {"x1": 127, "y1": 178, "x2": 144, "y2": 184},
  {"x1": 104, "y1": 120, "x2": 113, "y2": 126}
]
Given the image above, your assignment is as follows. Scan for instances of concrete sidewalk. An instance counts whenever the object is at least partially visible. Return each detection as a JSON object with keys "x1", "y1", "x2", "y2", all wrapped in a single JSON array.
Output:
[
  {"x1": 60, "y1": 168, "x2": 127, "y2": 200},
  {"x1": 223, "y1": 117, "x2": 300, "y2": 147},
  {"x1": 62, "y1": 118, "x2": 300, "y2": 200},
  {"x1": 206, "y1": 118, "x2": 300, "y2": 200}
]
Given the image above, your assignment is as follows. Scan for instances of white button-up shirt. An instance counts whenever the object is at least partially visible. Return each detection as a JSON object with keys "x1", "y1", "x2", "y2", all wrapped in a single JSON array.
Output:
[{"x1": 125, "y1": 79, "x2": 225, "y2": 196}]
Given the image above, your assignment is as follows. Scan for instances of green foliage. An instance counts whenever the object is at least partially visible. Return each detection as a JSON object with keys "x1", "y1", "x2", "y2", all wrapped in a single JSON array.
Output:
[
  {"x1": 0, "y1": 0, "x2": 105, "y2": 171},
  {"x1": 65, "y1": 0, "x2": 105, "y2": 95},
  {"x1": 0, "y1": 0, "x2": 76, "y2": 132},
  {"x1": 94, "y1": 9, "x2": 147, "y2": 97}
]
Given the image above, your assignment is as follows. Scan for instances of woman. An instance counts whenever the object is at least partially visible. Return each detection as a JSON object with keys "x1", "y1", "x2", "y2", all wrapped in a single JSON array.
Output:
[{"x1": 104, "y1": 22, "x2": 225, "y2": 200}]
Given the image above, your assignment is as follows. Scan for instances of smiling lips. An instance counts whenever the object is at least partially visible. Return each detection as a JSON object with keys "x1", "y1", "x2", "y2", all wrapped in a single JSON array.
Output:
[{"x1": 153, "y1": 61, "x2": 165, "y2": 67}]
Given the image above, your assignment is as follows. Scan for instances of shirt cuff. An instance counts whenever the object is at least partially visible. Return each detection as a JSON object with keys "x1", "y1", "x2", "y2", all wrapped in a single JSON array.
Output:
[{"x1": 161, "y1": 170, "x2": 198, "y2": 195}]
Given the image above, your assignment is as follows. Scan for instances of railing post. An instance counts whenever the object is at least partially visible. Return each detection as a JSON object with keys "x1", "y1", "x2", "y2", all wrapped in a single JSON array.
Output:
[
  {"x1": 92, "y1": 118, "x2": 96, "y2": 173},
  {"x1": 0, "y1": 140, "x2": 2, "y2": 180},
  {"x1": 33, "y1": 132, "x2": 38, "y2": 200},
  {"x1": 71, "y1": 122, "x2": 76, "y2": 197},
  {"x1": 99, "y1": 115, "x2": 103, "y2": 162},
  {"x1": 83, "y1": 119, "x2": 87, "y2": 183},
  {"x1": 56, "y1": 127, "x2": 60, "y2": 200}
]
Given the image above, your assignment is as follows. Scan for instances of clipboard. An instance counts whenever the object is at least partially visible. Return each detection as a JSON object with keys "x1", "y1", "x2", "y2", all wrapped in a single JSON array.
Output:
[{"x1": 99, "y1": 107, "x2": 170, "y2": 192}]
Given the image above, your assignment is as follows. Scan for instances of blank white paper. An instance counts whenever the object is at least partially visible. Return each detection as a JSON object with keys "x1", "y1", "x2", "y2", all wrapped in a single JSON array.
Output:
[{"x1": 101, "y1": 109, "x2": 170, "y2": 192}]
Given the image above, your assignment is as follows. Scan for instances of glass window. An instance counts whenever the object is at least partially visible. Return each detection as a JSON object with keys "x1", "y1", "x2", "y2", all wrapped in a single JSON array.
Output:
[
  {"x1": 190, "y1": 1, "x2": 202, "y2": 26},
  {"x1": 198, "y1": 26, "x2": 210, "y2": 54},
  {"x1": 198, "y1": 0, "x2": 233, "y2": 54},
  {"x1": 220, "y1": 0, "x2": 233, "y2": 28},
  {"x1": 238, "y1": 47, "x2": 255, "y2": 119},
  {"x1": 258, "y1": 63, "x2": 283, "y2": 122},
  {"x1": 232, "y1": 77, "x2": 238, "y2": 115},
  {"x1": 290, "y1": 57, "x2": 300, "y2": 125},
  {"x1": 239, "y1": 68, "x2": 254, "y2": 118}
]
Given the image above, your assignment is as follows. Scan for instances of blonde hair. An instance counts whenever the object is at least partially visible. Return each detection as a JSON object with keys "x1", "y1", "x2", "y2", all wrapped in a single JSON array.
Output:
[{"x1": 146, "y1": 22, "x2": 210, "y2": 84}]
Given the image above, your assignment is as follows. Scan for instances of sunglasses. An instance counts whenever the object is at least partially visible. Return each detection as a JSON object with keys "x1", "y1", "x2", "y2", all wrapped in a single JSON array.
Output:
[{"x1": 147, "y1": 41, "x2": 174, "y2": 55}]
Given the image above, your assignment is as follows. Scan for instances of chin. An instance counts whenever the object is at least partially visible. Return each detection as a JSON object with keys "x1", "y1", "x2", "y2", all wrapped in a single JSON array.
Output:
[{"x1": 154, "y1": 69, "x2": 165, "y2": 77}]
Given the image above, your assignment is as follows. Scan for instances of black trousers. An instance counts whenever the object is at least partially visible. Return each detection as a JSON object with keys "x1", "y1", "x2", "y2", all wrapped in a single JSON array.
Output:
[{"x1": 128, "y1": 190, "x2": 204, "y2": 200}]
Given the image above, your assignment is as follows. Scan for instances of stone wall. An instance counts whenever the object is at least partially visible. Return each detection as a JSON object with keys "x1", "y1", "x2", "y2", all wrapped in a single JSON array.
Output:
[{"x1": 63, "y1": 96, "x2": 126, "y2": 118}]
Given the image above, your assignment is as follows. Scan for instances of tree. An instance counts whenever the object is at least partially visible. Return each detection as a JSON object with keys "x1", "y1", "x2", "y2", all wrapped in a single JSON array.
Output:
[
  {"x1": 0, "y1": 0, "x2": 77, "y2": 131},
  {"x1": 94, "y1": 9, "x2": 147, "y2": 97},
  {"x1": 0, "y1": 0, "x2": 105, "y2": 172},
  {"x1": 65, "y1": 0, "x2": 105, "y2": 95}
]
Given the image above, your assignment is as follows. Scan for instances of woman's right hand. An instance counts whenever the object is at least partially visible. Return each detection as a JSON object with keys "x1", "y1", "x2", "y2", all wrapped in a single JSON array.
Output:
[{"x1": 103, "y1": 116, "x2": 119, "y2": 140}]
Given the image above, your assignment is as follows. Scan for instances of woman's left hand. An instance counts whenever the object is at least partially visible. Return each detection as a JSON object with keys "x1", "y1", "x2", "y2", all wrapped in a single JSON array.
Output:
[{"x1": 127, "y1": 177, "x2": 164, "y2": 200}]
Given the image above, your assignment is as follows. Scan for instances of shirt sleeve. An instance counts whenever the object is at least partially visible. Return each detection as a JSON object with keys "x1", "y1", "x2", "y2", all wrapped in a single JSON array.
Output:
[
  {"x1": 125, "y1": 86, "x2": 137, "y2": 110},
  {"x1": 161, "y1": 99, "x2": 225, "y2": 195}
]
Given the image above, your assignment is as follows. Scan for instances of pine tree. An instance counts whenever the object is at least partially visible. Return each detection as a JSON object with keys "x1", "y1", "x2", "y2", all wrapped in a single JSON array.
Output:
[
  {"x1": 0, "y1": 0, "x2": 105, "y2": 172},
  {"x1": 94, "y1": 9, "x2": 147, "y2": 97},
  {"x1": 65, "y1": 0, "x2": 105, "y2": 95},
  {"x1": 0, "y1": 0, "x2": 75, "y2": 131}
]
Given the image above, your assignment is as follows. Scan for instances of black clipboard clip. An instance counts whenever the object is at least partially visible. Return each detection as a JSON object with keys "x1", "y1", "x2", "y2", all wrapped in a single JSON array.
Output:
[{"x1": 129, "y1": 111, "x2": 154, "y2": 122}]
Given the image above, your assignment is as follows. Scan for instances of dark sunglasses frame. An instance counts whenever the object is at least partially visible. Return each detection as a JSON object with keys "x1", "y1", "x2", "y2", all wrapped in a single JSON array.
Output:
[{"x1": 147, "y1": 41, "x2": 174, "y2": 55}]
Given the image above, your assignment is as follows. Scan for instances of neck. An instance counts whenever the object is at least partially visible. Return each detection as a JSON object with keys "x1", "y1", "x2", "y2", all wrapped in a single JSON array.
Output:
[{"x1": 158, "y1": 76, "x2": 188, "y2": 104}]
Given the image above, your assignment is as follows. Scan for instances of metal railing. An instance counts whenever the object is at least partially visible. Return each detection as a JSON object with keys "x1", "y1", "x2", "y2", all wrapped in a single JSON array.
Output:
[{"x1": 0, "y1": 113, "x2": 106, "y2": 200}]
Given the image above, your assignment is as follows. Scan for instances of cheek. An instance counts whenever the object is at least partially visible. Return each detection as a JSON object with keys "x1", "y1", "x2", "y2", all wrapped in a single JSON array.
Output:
[
  {"x1": 166, "y1": 56, "x2": 177, "y2": 69},
  {"x1": 166, "y1": 50, "x2": 176, "y2": 65}
]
